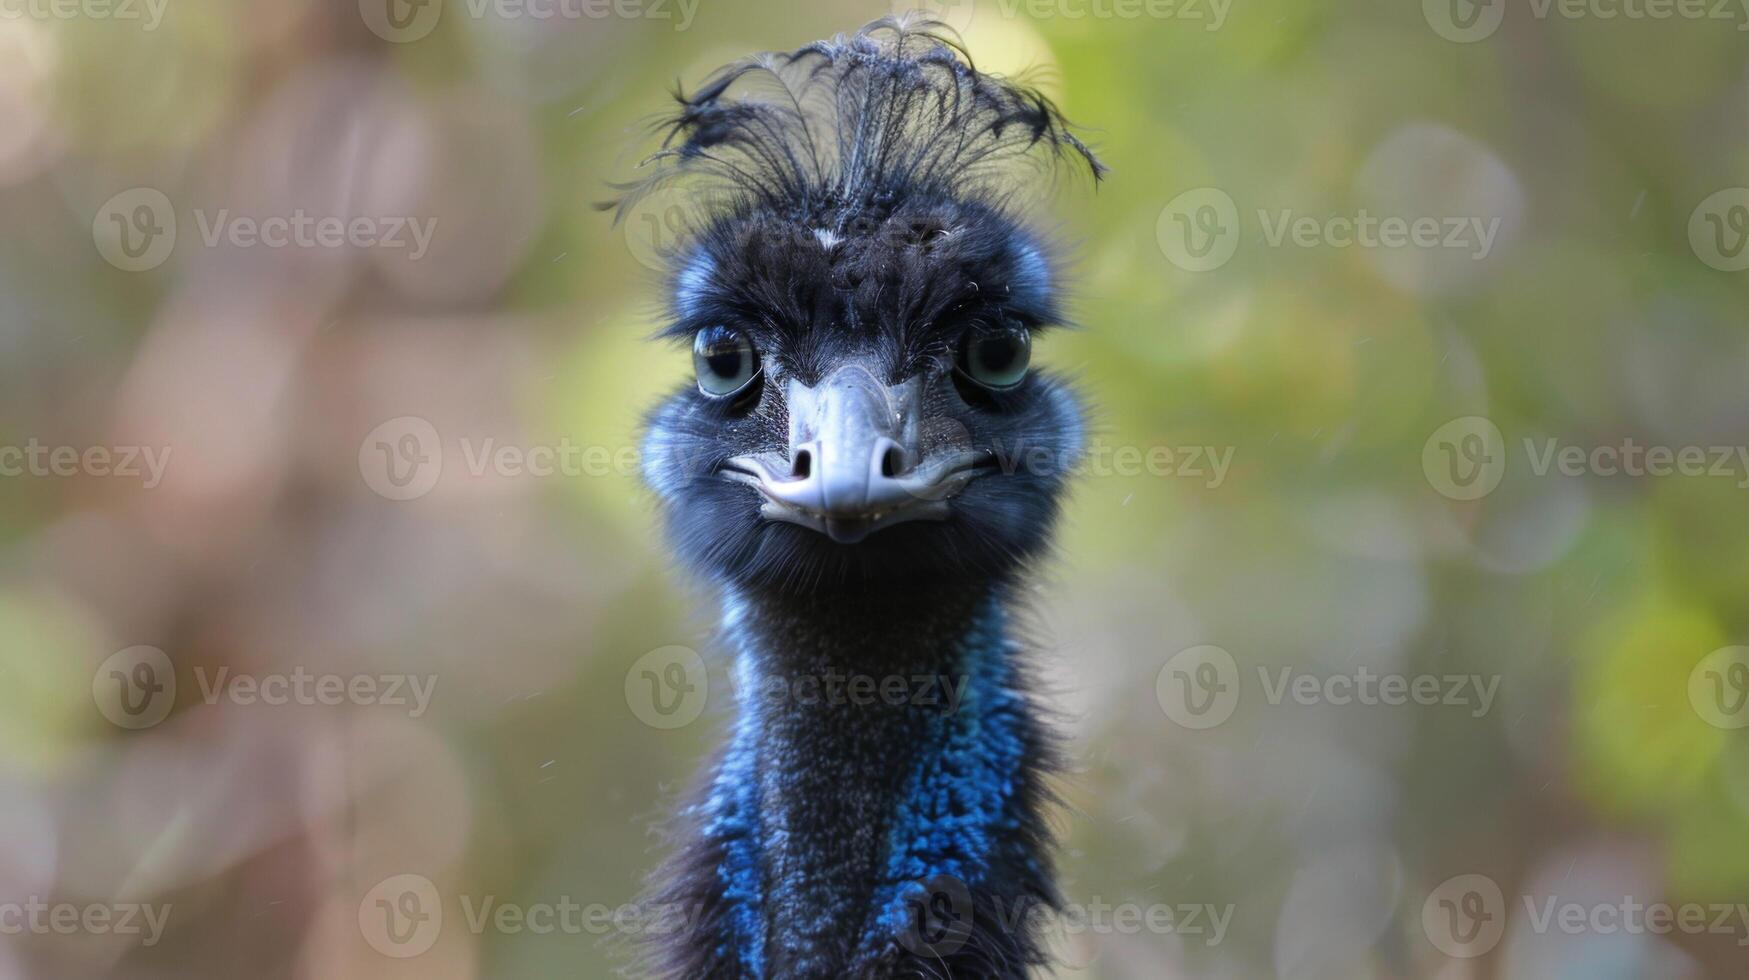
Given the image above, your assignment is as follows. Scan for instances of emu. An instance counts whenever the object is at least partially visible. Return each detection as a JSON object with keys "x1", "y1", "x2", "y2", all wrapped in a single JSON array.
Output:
[{"x1": 613, "y1": 18, "x2": 1104, "y2": 979}]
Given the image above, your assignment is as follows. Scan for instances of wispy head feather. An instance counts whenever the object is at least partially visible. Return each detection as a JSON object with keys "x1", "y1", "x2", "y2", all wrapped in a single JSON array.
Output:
[{"x1": 607, "y1": 15, "x2": 1105, "y2": 226}]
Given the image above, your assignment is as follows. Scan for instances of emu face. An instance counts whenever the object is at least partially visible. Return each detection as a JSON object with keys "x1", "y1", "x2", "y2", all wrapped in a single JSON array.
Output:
[
  {"x1": 621, "y1": 17, "x2": 1102, "y2": 594},
  {"x1": 643, "y1": 199, "x2": 1082, "y2": 592}
]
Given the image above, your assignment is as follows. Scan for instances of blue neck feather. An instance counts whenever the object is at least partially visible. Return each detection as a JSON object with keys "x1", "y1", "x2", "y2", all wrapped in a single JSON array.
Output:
[{"x1": 698, "y1": 588, "x2": 1037, "y2": 978}]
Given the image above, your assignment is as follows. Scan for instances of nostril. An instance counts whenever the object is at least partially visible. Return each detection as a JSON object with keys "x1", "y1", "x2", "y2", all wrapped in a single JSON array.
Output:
[
  {"x1": 791, "y1": 449, "x2": 812, "y2": 479},
  {"x1": 879, "y1": 445, "x2": 906, "y2": 479}
]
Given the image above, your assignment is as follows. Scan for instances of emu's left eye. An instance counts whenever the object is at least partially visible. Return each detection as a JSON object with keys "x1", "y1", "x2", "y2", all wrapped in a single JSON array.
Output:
[
  {"x1": 956, "y1": 326, "x2": 1032, "y2": 389},
  {"x1": 693, "y1": 326, "x2": 759, "y2": 397}
]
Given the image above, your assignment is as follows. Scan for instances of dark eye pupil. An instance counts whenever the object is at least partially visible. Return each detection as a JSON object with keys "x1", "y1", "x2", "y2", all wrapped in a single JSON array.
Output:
[
  {"x1": 705, "y1": 348, "x2": 742, "y2": 378},
  {"x1": 977, "y1": 335, "x2": 1019, "y2": 371}
]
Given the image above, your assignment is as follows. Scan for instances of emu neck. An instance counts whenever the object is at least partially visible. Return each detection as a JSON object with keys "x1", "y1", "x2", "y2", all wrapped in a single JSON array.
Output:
[{"x1": 712, "y1": 582, "x2": 1029, "y2": 978}]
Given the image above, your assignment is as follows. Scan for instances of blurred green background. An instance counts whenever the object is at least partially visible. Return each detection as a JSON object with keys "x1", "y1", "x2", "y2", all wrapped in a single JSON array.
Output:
[{"x1": 2, "y1": 0, "x2": 1748, "y2": 976}]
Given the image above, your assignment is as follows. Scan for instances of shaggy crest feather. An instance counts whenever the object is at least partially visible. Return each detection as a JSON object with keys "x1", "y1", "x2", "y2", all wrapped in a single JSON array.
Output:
[{"x1": 607, "y1": 16, "x2": 1104, "y2": 228}]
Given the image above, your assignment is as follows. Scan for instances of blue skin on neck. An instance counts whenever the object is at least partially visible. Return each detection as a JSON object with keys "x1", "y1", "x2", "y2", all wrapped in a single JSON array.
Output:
[{"x1": 704, "y1": 594, "x2": 1026, "y2": 977}]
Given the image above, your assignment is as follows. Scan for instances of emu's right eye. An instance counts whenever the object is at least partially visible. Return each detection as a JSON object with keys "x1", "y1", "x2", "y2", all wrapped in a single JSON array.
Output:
[{"x1": 693, "y1": 326, "x2": 758, "y2": 398}]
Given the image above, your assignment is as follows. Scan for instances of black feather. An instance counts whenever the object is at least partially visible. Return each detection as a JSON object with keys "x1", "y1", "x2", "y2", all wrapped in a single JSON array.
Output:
[{"x1": 605, "y1": 15, "x2": 1104, "y2": 227}]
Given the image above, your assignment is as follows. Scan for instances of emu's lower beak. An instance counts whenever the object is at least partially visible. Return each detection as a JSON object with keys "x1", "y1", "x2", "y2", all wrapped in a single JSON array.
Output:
[{"x1": 721, "y1": 365, "x2": 988, "y2": 544}]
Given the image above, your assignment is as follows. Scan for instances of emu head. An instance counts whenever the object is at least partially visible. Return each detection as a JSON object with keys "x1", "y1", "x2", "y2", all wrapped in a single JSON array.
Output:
[{"x1": 622, "y1": 18, "x2": 1104, "y2": 593}]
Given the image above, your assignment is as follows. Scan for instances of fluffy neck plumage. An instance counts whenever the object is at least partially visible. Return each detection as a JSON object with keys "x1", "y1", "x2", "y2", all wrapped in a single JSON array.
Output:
[{"x1": 682, "y1": 581, "x2": 1056, "y2": 979}]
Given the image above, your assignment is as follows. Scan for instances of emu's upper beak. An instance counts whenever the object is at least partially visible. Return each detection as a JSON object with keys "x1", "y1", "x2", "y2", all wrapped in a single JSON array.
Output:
[{"x1": 721, "y1": 364, "x2": 988, "y2": 544}]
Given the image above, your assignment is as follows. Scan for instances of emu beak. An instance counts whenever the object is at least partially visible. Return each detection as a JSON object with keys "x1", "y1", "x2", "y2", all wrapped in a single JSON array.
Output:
[{"x1": 721, "y1": 364, "x2": 989, "y2": 544}]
